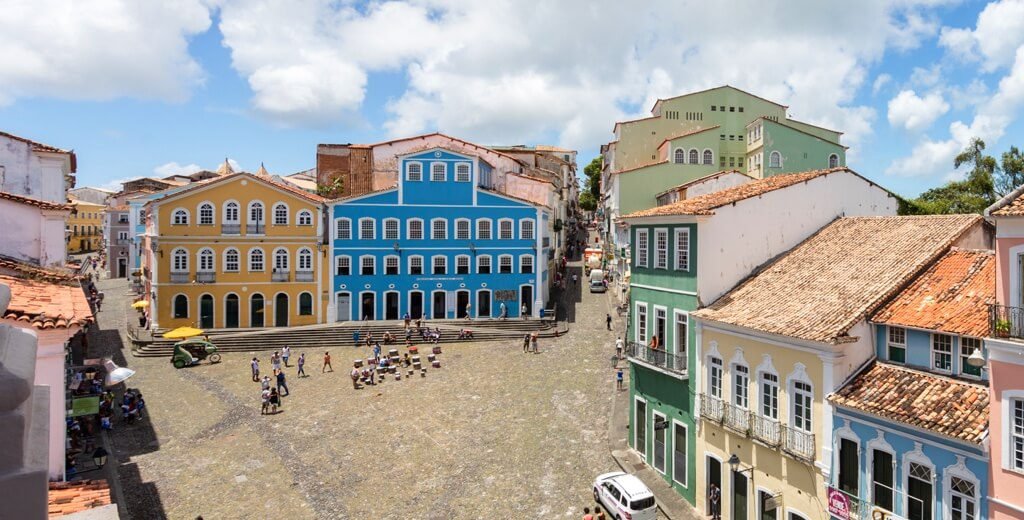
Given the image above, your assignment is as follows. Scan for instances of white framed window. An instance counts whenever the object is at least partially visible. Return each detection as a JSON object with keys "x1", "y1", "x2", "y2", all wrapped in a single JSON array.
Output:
[
  {"x1": 197, "y1": 248, "x2": 215, "y2": 272},
  {"x1": 456, "y1": 255, "x2": 470, "y2": 274},
  {"x1": 520, "y1": 255, "x2": 534, "y2": 274},
  {"x1": 297, "y1": 210, "x2": 313, "y2": 226},
  {"x1": 498, "y1": 255, "x2": 513, "y2": 274},
  {"x1": 431, "y1": 218, "x2": 447, "y2": 240},
  {"x1": 406, "y1": 161, "x2": 423, "y2": 181},
  {"x1": 477, "y1": 255, "x2": 491, "y2": 274},
  {"x1": 248, "y1": 248, "x2": 264, "y2": 272},
  {"x1": 456, "y1": 218, "x2": 471, "y2": 240},
  {"x1": 675, "y1": 228, "x2": 690, "y2": 271},
  {"x1": 636, "y1": 228, "x2": 649, "y2": 268},
  {"x1": 653, "y1": 411, "x2": 667, "y2": 474},
  {"x1": 871, "y1": 448, "x2": 895, "y2": 512},
  {"x1": 655, "y1": 228, "x2": 668, "y2": 269},
  {"x1": 172, "y1": 294, "x2": 188, "y2": 318},
  {"x1": 520, "y1": 219, "x2": 535, "y2": 240},
  {"x1": 335, "y1": 218, "x2": 352, "y2": 240},
  {"x1": 273, "y1": 203, "x2": 289, "y2": 225},
  {"x1": 431, "y1": 162, "x2": 446, "y2": 181},
  {"x1": 172, "y1": 208, "x2": 189, "y2": 225},
  {"x1": 432, "y1": 255, "x2": 447, "y2": 275},
  {"x1": 769, "y1": 151, "x2": 782, "y2": 168},
  {"x1": 383, "y1": 218, "x2": 400, "y2": 240},
  {"x1": 360, "y1": 255, "x2": 375, "y2": 275},
  {"x1": 932, "y1": 333, "x2": 953, "y2": 373},
  {"x1": 837, "y1": 437, "x2": 860, "y2": 498},
  {"x1": 960, "y1": 337, "x2": 983, "y2": 378},
  {"x1": 672, "y1": 421, "x2": 688, "y2": 487},
  {"x1": 907, "y1": 462, "x2": 933, "y2": 520},
  {"x1": 888, "y1": 326, "x2": 907, "y2": 363},
  {"x1": 829, "y1": 153, "x2": 840, "y2": 168},
  {"x1": 477, "y1": 219, "x2": 492, "y2": 240},
  {"x1": 702, "y1": 149, "x2": 713, "y2": 165},
  {"x1": 792, "y1": 381, "x2": 813, "y2": 432},
  {"x1": 198, "y1": 203, "x2": 214, "y2": 225},
  {"x1": 636, "y1": 302, "x2": 648, "y2": 344},
  {"x1": 1011, "y1": 396, "x2": 1024, "y2": 471},
  {"x1": 359, "y1": 218, "x2": 375, "y2": 240},
  {"x1": 408, "y1": 219, "x2": 424, "y2": 240},
  {"x1": 733, "y1": 364, "x2": 749, "y2": 408},
  {"x1": 297, "y1": 248, "x2": 313, "y2": 271},
  {"x1": 408, "y1": 255, "x2": 424, "y2": 275},
  {"x1": 673, "y1": 311, "x2": 687, "y2": 357},
  {"x1": 498, "y1": 219, "x2": 513, "y2": 240},
  {"x1": 455, "y1": 162, "x2": 471, "y2": 182},
  {"x1": 248, "y1": 201, "x2": 265, "y2": 224},
  {"x1": 708, "y1": 357, "x2": 723, "y2": 398},
  {"x1": 688, "y1": 149, "x2": 698, "y2": 163},
  {"x1": 273, "y1": 248, "x2": 289, "y2": 271},
  {"x1": 673, "y1": 148, "x2": 685, "y2": 164},
  {"x1": 949, "y1": 476, "x2": 977, "y2": 520},
  {"x1": 171, "y1": 248, "x2": 188, "y2": 272},
  {"x1": 760, "y1": 372, "x2": 779, "y2": 419},
  {"x1": 384, "y1": 255, "x2": 399, "y2": 275},
  {"x1": 335, "y1": 255, "x2": 351, "y2": 276}
]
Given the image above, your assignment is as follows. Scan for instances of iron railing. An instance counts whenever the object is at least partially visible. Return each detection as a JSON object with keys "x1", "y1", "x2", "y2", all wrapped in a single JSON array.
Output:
[
  {"x1": 782, "y1": 424, "x2": 815, "y2": 462},
  {"x1": 722, "y1": 401, "x2": 750, "y2": 434},
  {"x1": 222, "y1": 223, "x2": 241, "y2": 235},
  {"x1": 169, "y1": 272, "x2": 190, "y2": 283},
  {"x1": 700, "y1": 393, "x2": 724, "y2": 422},
  {"x1": 116, "y1": 239, "x2": 129, "y2": 245},
  {"x1": 295, "y1": 271, "x2": 314, "y2": 282},
  {"x1": 990, "y1": 304, "x2": 1024, "y2": 340},
  {"x1": 625, "y1": 341, "x2": 687, "y2": 375},
  {"x1": 751, "y1": 414, "x2": 781, "y2": 446},
  {"x1": 246, "y1": 223, "x2": 264, "y2": 235},
  {"x1": 196, "y1": 272, "x2": 216, "y2": 283},
  {"x1": 830, "y1": 488, "x2": 871, "y2": 520},
  {"x1": 272, "y1": 270, "x2": 290, "y2": 282}
]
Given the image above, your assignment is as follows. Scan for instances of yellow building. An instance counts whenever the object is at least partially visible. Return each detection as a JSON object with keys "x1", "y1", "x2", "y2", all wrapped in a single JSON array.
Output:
[
  {"x1": 67, "y1": 198, "x2": 105, "y2": 253},
  {"x1": 689, "y1": 215, "x2": 984, "y2": 520},
  {"x1": 145, "y1": 172, "x2": 327, "y2": 329}
]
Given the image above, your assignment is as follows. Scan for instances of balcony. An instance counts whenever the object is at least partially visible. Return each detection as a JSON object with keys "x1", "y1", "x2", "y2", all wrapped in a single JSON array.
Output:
[
  {"x1": 196, "y1": 272, "x2": 216, "y2": 284},
  {"x1": 782, "y1": 424, "x2": 815, "y2": 462},
  {"x1": 700, "y1": 393, "x2": 724, "y2": 422},
  {"x1": 625, "y1": 341, "x2": 688, "y2": 377},
  {"x1": 295, "y1": 271, "x2": 314, "y2": 282},
  {"x1": 991, "y1": 304, "x2": 1024, "y2": 340},
  {"x1": 116, "y1": 239, "x2": 129, "y2": 245},
  {"x1": 223, "y1": 223, "x2": 241, "y2": 235},
  {"x1": 169, "y1": 272, "x2": 190, "y2": 283},
  {"x1": 272, "y1": 270, "x2": 290, "y2": 282},
  {"x1": 246, "y1": 223, "x2": 264, "y2": 235},
  {"x1": 750, "y1": 414, "x2": 781, "y2": 446},
  {"x1": 722, "y1": 401, "x2": 750, "y2": 434}
]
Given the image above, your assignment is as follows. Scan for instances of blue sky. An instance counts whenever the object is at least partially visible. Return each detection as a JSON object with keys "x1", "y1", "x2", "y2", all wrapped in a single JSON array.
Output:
[{"x1": 2, "y1": 0, "x2": 1024, "y2": 198}]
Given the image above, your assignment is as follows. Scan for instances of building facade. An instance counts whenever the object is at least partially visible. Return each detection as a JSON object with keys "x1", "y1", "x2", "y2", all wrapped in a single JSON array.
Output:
[
  {"x1": 105, "y1": 205, "x2": 131, "y2": 278},
  {"x1": 67, "y1": 198, "x2": 105, "y2": 254},
  {"x1": 329, "y1": 147, "x2": 550, "y2": 322}
]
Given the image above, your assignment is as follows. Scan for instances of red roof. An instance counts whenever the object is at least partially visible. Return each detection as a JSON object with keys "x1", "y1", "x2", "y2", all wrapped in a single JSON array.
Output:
[
  {"x1": 872, "y1": 248, "x2": 995, "y2": 337},
  {"x1": 0, "y1": 256, "x2": 92, "y2": 330},
  {"x1": 0, "y1": 191, "x2": 72, "y2": 211},
  {"x1": 48, "y1": 479, "x2": 112, "y2": 518}
]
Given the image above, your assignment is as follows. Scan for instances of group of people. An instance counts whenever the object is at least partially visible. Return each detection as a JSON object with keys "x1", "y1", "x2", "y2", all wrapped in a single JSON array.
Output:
[
  {"x1": 251, "y1": 347, "x2": 306, "y2": 415},
  {"x1": 521, "y1": 331, "x2": 540, "y2": 353},
  {"x1": 580, "y1": 506, "x2": 608, "y2": 520}
]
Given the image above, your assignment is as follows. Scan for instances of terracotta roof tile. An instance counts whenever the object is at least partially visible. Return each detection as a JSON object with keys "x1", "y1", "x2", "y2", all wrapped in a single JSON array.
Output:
[
  {"x1": 829, "y1": 362, "x2": 989, "y2": 444},
  {"x1": 0, "y1": 256, "x2": 93, "y2": 330},
  {"x1": 693, "y1": 215, "x2": 982, "y2": 343},
  {"x1": 0, "y1": 130, "x2": 72, "y2": 154},
  {"x1": 872, "y1": 248, "x2": 994, "y2": 337},
  {"x1": 990, "y1": 185, "x2": 1024, "y2": 216},
  {"x1": 654, "y1": 170, "x2": 751, "y2": 197},
  {"x1": 0, "y1": 191, "x2": 72, "y2": 211},
  {"x1": 48, "y1": 479, "x2": 112, "y2": 518},
  {"x1": 657, "y1": 125, "x2": 721, "y2": 148}
]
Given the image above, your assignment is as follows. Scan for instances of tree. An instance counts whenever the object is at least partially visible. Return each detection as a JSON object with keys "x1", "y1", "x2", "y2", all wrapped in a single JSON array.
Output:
[
  {"x1": 910, "y1": 138, "x2": 997, "y2": 214},
  {"x1": 583, "y1": 156, "x2": 602, "y2": 199},
  {"x1": 998, "y1": 145, "x2": 1024, "y2": 196},
  {"x1": 579, "y1": 191, "x2": 597, "y2": 212}
]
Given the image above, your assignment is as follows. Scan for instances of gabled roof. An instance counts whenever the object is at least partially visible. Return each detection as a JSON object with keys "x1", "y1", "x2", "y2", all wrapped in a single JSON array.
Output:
[
  {"x1": 654, "y1": 170, "x2": 751, "y2": 198},
  {"x1": 829, "y1": 362, "x2": 989, "y2": 444},
  {"x1": 48, "y1": 479, "x2": 112, "y2": 518},
  {"x1": 0, "y1": 130, "x2": 76, "y2": 172},
  {"x1": 748, "y1": 116, "x2": 846, "y2": 148},
  {"x1": 693, "y1": 215, "x2": 982, "y2": 344},
  {"x1": 612, "y1": 159, "x2": 669, "y2": 176},
  {"x1": 329, "y1": 185, "x2": 397, "y2": 204},
  {"x1": 0, "y1": 191, "x2": 71, "y2": 211},
  {"x1": 0, "y1": 255, "x2": 93, "y2": 330},
  {"x1": 657, "y1": 125, "x2": 721, "y2": 148},
  {"x1": 785, "y1": 117, "x2": 844, "y2": 136},
  {"x1": 149, "y1": 172, "x2": 324, "y2": 207},
  {"x1": 987, "y1": 182, "x2": 1024, "y2": 216},
  {"x1": 650, "y1": 85, "x2": 789, "y2": 113},
  {"x1": 328, "y1": 132, "x2": 526, "y2": 167},
  {"x1": 872, "y1": 248, "x2": 995, "y2": 337}
]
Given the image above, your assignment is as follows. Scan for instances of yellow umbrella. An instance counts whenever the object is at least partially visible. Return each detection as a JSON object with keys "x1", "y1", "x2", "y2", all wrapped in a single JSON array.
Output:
[
  {"x1": 131, "y1": 301, "x2": 150, "y2": 309},
  {"x1": 162, "y1": 326, "x2": 204, "y2": 339}
]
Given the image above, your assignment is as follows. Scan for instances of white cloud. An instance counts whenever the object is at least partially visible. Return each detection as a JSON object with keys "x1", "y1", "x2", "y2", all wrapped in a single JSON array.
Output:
[
  {"x1": 939, "y1": 0, "x2": 1024, "y2": 71},
  {"x1": 154, "y1": 162, "x2": 203, "y2": 177},
  {"x1": 873, "y1": 73, "x2": 893, "y2": 95},
  {"x1": 0, "y1": 0, "x2": 211, "y2": 105},
  {"x1": 887, "y1": 89, "x2": 950, "y2": 132}
]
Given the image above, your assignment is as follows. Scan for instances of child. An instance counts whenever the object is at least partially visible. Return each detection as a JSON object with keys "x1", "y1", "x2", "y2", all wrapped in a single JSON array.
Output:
[
  {"x1": 323, "y1": 351, "x2": 333, "y2": 373},
  {"x1": 269, "y1": 388, "x2": 280, "y2": 414},
  {"x1": 616, "y1": 367, "x2": 624, "y2": 391}
]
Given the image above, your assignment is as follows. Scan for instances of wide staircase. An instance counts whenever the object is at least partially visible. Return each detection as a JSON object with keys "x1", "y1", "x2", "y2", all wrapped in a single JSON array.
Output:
[{"x1": 132, "y1": 318, "x2": 566, "y2": 357}]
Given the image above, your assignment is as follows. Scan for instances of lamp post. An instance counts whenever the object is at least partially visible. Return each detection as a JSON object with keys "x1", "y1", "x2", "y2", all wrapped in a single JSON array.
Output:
[
  {"x1": 967, "y1": 346, "x2": 986, "y2": 368},
  {"x1": 728, "y1": 453, "x2": 754, "y2": 476}
]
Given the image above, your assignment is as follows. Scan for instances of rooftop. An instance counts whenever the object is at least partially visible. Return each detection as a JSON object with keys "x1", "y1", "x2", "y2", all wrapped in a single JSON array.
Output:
[
  {"x1": 48, "y1": 479, "x2": 113, "y2": 518},
  {"x1": 654, "y1": 170, "x2": 749, "y2": 198},
  {"x1": 0, "y1": 255, "x2": 93, "y2": 330},
  {"x1": 829, "y1": 362, "x2": 989, "y2": 444},
  {"x1": 693, "y1": 215, "x2": 982, "y2": 344},
  {"x1": 657, "y1": 125, "x2": 721, "y2": 148},
  {"x1": 0, "y1": 190, "x2": 72, "y2": 211},
  {"x1": 0, "y1": 130, "x2": 76, "y2": 172},
  {"x1": 872, "y1": 248, "x2": 994, "y2": 337},
  {"x1": 988, "y1": 182, "x2": 1024, "y2": 216}
]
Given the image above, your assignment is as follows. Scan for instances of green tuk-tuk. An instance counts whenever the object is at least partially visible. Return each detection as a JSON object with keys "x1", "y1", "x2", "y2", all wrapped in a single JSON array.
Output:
[{"x1": 171, "y1": 338, "x2": 222, "y2": 369}]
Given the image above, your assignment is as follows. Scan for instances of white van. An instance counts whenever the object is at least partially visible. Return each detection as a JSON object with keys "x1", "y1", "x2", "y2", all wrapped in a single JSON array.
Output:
[
  {"x1": 593, "y1": 472, "x2": 658, "y2": 520},
  {"x1": 589, "y1": 269, "x2": 607, "y2": 293}
]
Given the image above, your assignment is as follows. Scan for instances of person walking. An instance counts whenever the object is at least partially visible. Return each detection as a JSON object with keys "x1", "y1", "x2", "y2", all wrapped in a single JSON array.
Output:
[
  {"x1": 322, "y1": 351, "x2": 333, "y2": 373},
  {"x1": 615, "y1": 337, "x2": 623, "y2": 360},
  {"x1": 499, "y1": 302, "x2": 507, "y2": 320},
  {"x1": 251, "y1": 357, "x2": 260, "y2": 382},
  {"x1": 261, "y1": 374, "x2": 271, "y2": 392},
  {"x1": 281, "y1": 346, "x2": 291, "y2": 367},
  {"x1": 606, "y1": 313, "x2": 612, "y2": 331},
  {"x1": 522, "y1": 334, "x2": 530, "y2": 353},
  {"x1": 276, "y1": 369, "x2": 289, "y2": 396},
  {"x1": 269, "y1": 387, "x2": 280, "y2": 413},
  {"x1": 530, "y1": 331, "x2": 539, "y2": 354},
  {"x1": 594, "y1": 505, "x2": 606, "y2": 520},
  {"x1": 372, "y1": 342, "x2": 381, "y2": 364},
  {"x1": 260, "y1": 388, "x2": 271, "y2": 415},
  {"x1": 271, "y1": 351, "x2": 282, "y2": 372},
  {"x1": 572, "y1": 273, "x2": 578, "y2": 287},
  {"x1": 582, "y1": 507, "x2": 593, "y2": 520},
  {"x1": 465, "y1": 302, "x2": 472, "y2": 320},
  {"x1": 616, "y1": 367, "x2": 624, "y2": 391},
  {"x1": 297, "y1": 352, "x2": 306, "y2": 378},
  {"x1": 521, "y1": 304, "x2": 528, "y2": 320},
  {"x1": 709, "y1": 482, "x2": 722, "y2": 520}
]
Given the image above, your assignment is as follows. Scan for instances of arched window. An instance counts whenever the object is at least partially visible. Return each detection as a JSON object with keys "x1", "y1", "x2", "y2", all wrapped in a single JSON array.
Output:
[
  {"x1": 249, "y1": 248, "x2": 265, "y2": 272},
  {"x1": 477, "y1": 255, "x2": 491, "y2": 274},
  {"x1": 405, "y1": 161, "x2": 422, "y2": 181},
  {"x1": 431, "y1": 218, "x2": 447, "y2": 240},
  {"x1": 224, "y1": 201, "x2": 239, "y2": 223},
  {"x1": 335, "y1": 218, "x2": 351, "y2": 240},
  {"x1": 498, "y1": 219, "x2": 513, "y2": 240},
  {"x1": 520, "y1": 219, "x2": 535, "y2": 240},
  {"x1": 297, "y1": 210, "x2": 313, "y2": 226},
  {"x1": 249, "y1": 201, "x2": 264, "y2": 223},
  {"x1": 520, "y1": 255, "x2": 534, "y2": 274},
  {"x1": 499, "y1": 254, "x2": 513, "y2": 273},
  {"x1": 432, "y1": 255, "x2": 447, "y2": 275},
  {"x1": 688, "y1": 149, "x2": 699, "y2": 164},
  {"x1": 674, "y1": 149, "x2": 685, "y2": 164},
  {"x1": 273, "y1": 248, "x2": 289, "y2": 271},
  {"x1": 477, "y1": 219, "x2": 492, "y2": 240},
  {"x1": 273, "y1": 203, "x2": 289, "y2": 225},
  {"x1": 197, "y1": 248, "x2": 215, "y2": 272},
  {"x1": 360, "y1": 255, "x2": 375, "y2": 275},
  {"x1": 407, "y1": 219, "x2": 424, "y2": 240},
  {"x1": 383, "y1": 218, "x2": 400, "y2": 240},
  {"x1": 297, "y1": 248, "x2": 313, "y2": 272},
  {"x1": 224, "y1": 248, "x2": 240, "y2": 272},
  {"x1": 455, "y1": 162, "x2": 471, "y2": 182},
  {"x1": 408, "y1": 255, "x2": 424, "y2": 275},
  {"x1": 385, "y1": 255, "x2": 400, "y2": 275},
  {"x1": 769, "y1": 151, "x2": 782, "y2": 168},
  {"x1": 455, "y1": 219, "x2": 471, "y2": 240},
  {"x1": 172, "y1": 208, "x2": 189, "y2": 225},
  {"x1": 359, "y1": 217, "x2": 375, "y2": 240},
  {"x1": 829, "y1": 153, "x2": 840, "y2": 168},
  {"x1": 431, "y1": 162, "x2": 446, "y2": 181},
  {"x1": 173, "y1": 294, "x2": 189, "y2": 318},
  {"x1": 171, "y1": 248, "x2": 188, "y2": 272},
  {"x1": 198, "y1": 202, "x2": 214, "y2": 225},
  {"x1": 335, "y1": 256, "x2": 351, "y2": 276},
  {"x1": 703, "y1": 150, "x2": 713, "y2": 165},
  {"x1": 299, "y1": 292, "x2": 314, "y2": 315},
  {"x1": 456, "y1": 255, "x2": 470, "y2": 274}
]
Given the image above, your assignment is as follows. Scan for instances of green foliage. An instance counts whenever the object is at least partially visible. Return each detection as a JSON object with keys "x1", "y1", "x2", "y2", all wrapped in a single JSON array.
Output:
[
  {"x1": 910, "y1": 138, "x2": 998, "y2": 215},
  {"x1": 579, "y1": 191, "x2": 597, "y2": 211},
  {"x1": 998, "y1": 146, "x2": 1024, "y2": 196},
  {"x1": 583, "y1": 156, "x2": 602, "y2": 199},
  {"x1": 316, "y1": 175, "x2": 344, "y2": 198}
]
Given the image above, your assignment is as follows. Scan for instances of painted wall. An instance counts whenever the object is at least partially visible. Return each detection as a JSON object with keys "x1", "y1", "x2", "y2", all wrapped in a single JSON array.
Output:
[
  {"x1": 985, "y1": 339, "x2": 1024, "y2": 519},
  {"x1": 67, "y1": 200, "x2": 105, "y2": 253},
  {"x1": 617, "y1": 163, "x2": 719, "y2": 216},
  {"x1": 873, "y1": 324, "x2": 987, "y2": 381},
  {"x1": 0, "y1": 135, "x2": 70, "y2": 204},
  {"x1": 993, "y1": 217, "x2": 1024, "y2": 306},
  {"x1": 755, "y1": 120, "x2": 846, "y2": 177},
  {"x1": 683, "y1": 172, "x2": 751, "y2": 199},
  {"x1": 0, "y1": 199, "x2": 67, "y2": 267}
]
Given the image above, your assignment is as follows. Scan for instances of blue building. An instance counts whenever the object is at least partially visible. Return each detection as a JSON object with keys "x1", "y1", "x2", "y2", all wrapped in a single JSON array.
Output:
[
  {"x1": 827, "y1": 249, "x2": 993, "y2": 520},
  {"x1": 329, "y1": 147, "x2": 551, "y2": 322}
]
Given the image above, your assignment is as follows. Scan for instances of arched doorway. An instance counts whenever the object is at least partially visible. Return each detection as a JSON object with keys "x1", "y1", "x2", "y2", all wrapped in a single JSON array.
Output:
[
  {"x1": 199, "y1": 294, "x2": 214, "y2": 329},
  {"x1": 456, "y1": 290, "x2": 470, "y2": 318},
  {"x1": 225, "y1": 294, "x2": 239, "y2": 328},
  {"x1": 520, "y1": 285, "x2": 533, "y2": 317},
  {"x1": 409, "y1": 291, "x2": 423, "y2": 319},
  {"x1": 477, "y1": 290, "x2": 491, "y2": 318},
  {"x1": 360, "y1": 292, "x2": 375, "y2": 320},
  {"x1": 385, "y1": 292, "x2": 399, "y2": 320},
  {"x1": 275, "y1": 293, "x2": 289, "y2": 327},
  {"x1": 251, "y1": 294, "x2": 265, "y2": 327},
  {"x1": 432, "y1": 291, "x2": 446, "y2": 319},
  {"x1": 336, "y1": 292, "x2": 351, "y2": 321}
]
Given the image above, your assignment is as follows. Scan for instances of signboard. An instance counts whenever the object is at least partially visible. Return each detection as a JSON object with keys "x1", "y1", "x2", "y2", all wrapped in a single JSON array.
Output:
[
  {"x1": 69, "y1": 396, "x2": 100, "y2": 417},
  {"x1": 827, "y1": 486, "x2": 852, "y2": 520},
  {"x1": 763, "y1": 493, "x2": 783, "y2": 512},
  {"x1": 495, "y1": 290, "x2": 516, "y2": 301}
]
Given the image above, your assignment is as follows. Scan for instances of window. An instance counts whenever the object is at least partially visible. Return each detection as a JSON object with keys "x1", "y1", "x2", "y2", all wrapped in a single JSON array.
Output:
[
  {"x1": 335, "y1": 256, "x2": 350, "y2": 276},
  {"x1": 520, "y1": 255, "x2": 533, "y2": 274},
  {"x1": 829, "y1": 154, "x2": 840, "y2": 168},
  {"x1": 960, "y1": 337, "x2": 982, "y2": 377},
  {"x1": 499, "y1": 255, "x2": 512, "y2": 274},
  {"x1": 932, "y1": 333, "x2": 953, "y2": 372},
  {"x1": 653, "y1": 413, "x2": 666, "y2": 473},
  {"x1": 838, "y1": 438, "x2": 859, "y2": 496},
  {"x1": 431, "y1": 162, "x2": 446, "y2": 181},
  {"x1": 432, "y1": 256, "x2": 447, "y2": 275},
  {"x1": 456, "y1": 219, "x2": 471, "y2": 240},
  {"x1": 654, "y1": 229, "x2": 668, "y2": 269},
  {"x1": 689, "y1": 149, "x2": 699, "y2": 164},
  {"x1": 359, "y1": 218, "x2": 375, "y2": 240},
  {"x1": 709, "y1": 357, "x2": 723, "y2": 398},
  {"x1": 636, "y1": 303, "x2": 648, "y2": 343},
  {"x1": 907, "y1": 463, "x2": 933, "y2": 520},
  {"x1": 636, "y1": 229, "x2": 649, "y2": 268},
  {"x1": 888, "y1": 327, "x2": 907, "y2": 363},
  {"x1": 703, "y1": 150, "x2": 713, "y2": 165},
  {"x1": 408, "y1": 219, "x2": 424, "y2": 240},
  {"x1": 249, "y1": 248, "x2": 264, "y2": 272},
  {"x1": 299, "y1": 293, "x2": 313, "y2": 315},
  {"x1": 499, "y1": 219, "x2": 513, "y2": 240},
  {"x1": 729, "y1": 157, "x2": 735, "y2": 168},
  {"x1": 674, "y1": 149, "x2": 685, "y2": 164},
  {"x1": 477, "y1": 219, "x2": 492, "y2": 240},
  {"x1": 520, "y1": 220, "x2": 535, "y2": 240},
  {"x1": 361, "y1": 256, "x2": 375, "y2": 275},
  {"x1": 792, "y1": 381, "x2": 812, "y2": 432},
  {"x1": 383, "y1": 218, "x2": 400, "y2": 240},
  {"x1": 273, "y1": 248, "x2": 289, "y2": 271},
  {"x1": 872, "y1": 450, "x2": 894, "y2": 511},
  {"x1": 675, "y1": 228, "x2": 690, "y2": 271},
  {"x1": 760, "y1": 373, "x2": 779, "y2": 419},
  {"x1": 477, "y1": 255, "x2": 491, "y2": 274},
  {"x1": 297, "y1": 210, "x2": 313, "y2": 226},
  {"x1": 432, "y1": 219, "x2": 447, "y2": 240},
  {"x1": 1012, "y1": 398, "x2": 1024, "y2": 471},
  {"x1": 336, "y1": 218, "x2": 352, "y2": 240},
  {"x1": 385, "y1": 255, "x2": 399, "y2": 275},
  {"x1": 409, "y1": 256, "x2": 423, "y2": 275},
  {"x1": 249, "y1": 202, "x2": 264, "y2": 224},
  {"x1": 406, "y1": 162, "x2": 422, "y2": 181},
  {"x1": 198, "y1": 248, "x2": 214, "y2": 272},
  {"x1": 734, "y1": 365, "x2": 749, "y2": 408},
  {"x1": 672, "y1": 422, "x2": 687, "y2": 486},
  {"x1": 273, "y1": 203, "x2": 288, "y2": 225},
  {"x1": 297, "y1": 248, "x2": 312, "y2": 271},
  {"x1": 173, "y1": 295, "x2": 188, "y2": 318},
  {"x1": 769, "y1": 151, "x2": 782, "y2": 168},
  {"x1": 172, "y1": 248, "x2": 188, "y2": 272},
  {"x1": 456, "y1": 255, "x2": 470, "y2": 274},
  {"x1": 455, "y1": 162, "x2": 471, "y2": 182},
  {"x1": 950, "y1": 477, "x2": 976, "y2": 520},
  {"x1": 198, "y1": 203, "x2": 214, "y2": 225},
  {"x1": 172, "y1": 209, "x2": 188, "y2": 225},
  {"x1": 759, "y1": 491, "x2": 777, "y2": 520},
  {"x1": 674, "y1": 312, "x2": 687, "y2": 357}
]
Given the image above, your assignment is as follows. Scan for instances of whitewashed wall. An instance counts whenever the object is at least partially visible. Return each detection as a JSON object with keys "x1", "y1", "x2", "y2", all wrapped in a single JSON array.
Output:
[
  {"x1": 0, "y1": 136, "x2": 68, "y2": 204},
  {"x1": 0, "y1": 199, "x2": 67, "y2": 267},
  {"x1": 684, "y1": 172, "x2": 752, "y2": 198}
]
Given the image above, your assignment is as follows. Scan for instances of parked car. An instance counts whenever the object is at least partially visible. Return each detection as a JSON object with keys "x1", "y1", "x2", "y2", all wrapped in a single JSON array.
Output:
[
  {"x1": 593, "y1": 472, "x2": 657, "y2": 520},
  {"x1": 590, "y1": 279, "x2": 607, "y2": 293}
]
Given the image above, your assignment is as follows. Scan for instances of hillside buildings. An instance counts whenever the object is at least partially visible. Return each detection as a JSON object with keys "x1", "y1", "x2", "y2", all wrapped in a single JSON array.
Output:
[{"x1": 67, "y1": 198, "x2": 105, "y2": 254}]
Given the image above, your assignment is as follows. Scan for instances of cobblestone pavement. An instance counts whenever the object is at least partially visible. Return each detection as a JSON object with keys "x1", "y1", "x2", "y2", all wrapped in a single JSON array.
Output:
[{"x1": 91, "y1": 253, "x2": 652, "y2": 519}]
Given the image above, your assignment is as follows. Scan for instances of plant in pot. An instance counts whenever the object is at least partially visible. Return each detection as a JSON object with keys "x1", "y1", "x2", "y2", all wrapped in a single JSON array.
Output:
[{"x1": 995, "y1": 319, "x2": 1012, "y2": 338}]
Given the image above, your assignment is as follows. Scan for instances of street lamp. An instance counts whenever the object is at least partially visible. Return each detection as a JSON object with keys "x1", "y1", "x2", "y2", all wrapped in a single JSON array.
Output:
[
  {"x1": 967, "y1": 346, "x2": 986, "y2": 368},
  {"x1": 92, "y1": 447, "x2": 108, "y2": 469},
  {"x1": 728, "y1": 453, "x2": 753, "y2": 475}
]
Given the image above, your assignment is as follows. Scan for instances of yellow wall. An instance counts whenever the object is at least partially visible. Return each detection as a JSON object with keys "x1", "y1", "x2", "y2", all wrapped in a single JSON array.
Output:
[
  {"x1": 68, "y1": 200, "x2": 105, "y2": 253},
  {"x1": 696, "y1": 327, "x2": 828, "y2": 520}
]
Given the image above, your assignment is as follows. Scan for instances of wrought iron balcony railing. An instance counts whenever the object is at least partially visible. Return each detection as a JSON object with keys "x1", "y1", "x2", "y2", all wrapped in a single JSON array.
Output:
[
  {"x1": 751, "y1": 414, "x2": 781, "y2": 446},
  {"x1": 782, "y1": 424, "x2": 815, "y2": 462},
  {"x1": 700, "y1": 393, "x2": 724, "y2": 422},
  {"x1": 722, "y1": 401, "x2": 750, "y2": 434},
  {"x1": 169, "y1": 272, "x2": 190, "y2": 283},
  {"x1": 246, "y1": 223, "x2": 264, "y2": 235},
  {"x1": 625, "y1": 341, "x2": 687, "y2": 375},
  {"x1": 990, "y1": 304, "x2": 1024, "y2": 340},
  {"x1": 295, "y1": 271, "x2": 314, "y2": 282},
  {"x1": 222, "y1": 223, "x2": 241, "y2": 235},
  {"x1": 196, "y1": 272, "x2": 216, "y2": 283},
  {"x1": 272, "y1": 270, "x2": 290, "y2": 282}
]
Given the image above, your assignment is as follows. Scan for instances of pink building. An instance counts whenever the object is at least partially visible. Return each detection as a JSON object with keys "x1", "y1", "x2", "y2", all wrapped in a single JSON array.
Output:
[{"x1": 984, "y1": 189, "x2": 1024, "y2": 519}]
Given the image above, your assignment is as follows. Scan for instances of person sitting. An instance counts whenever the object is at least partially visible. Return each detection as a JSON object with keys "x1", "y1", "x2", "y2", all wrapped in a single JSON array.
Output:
[
  {"x1": 458, "y1": 328, "x2": 474, "y2": 339},
  {"x1": 383, "y1": 331, "x2": 393, "y2": 344},
  {"x1": 402, "y1": 353, "x2": 411, "y2": 367}
]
